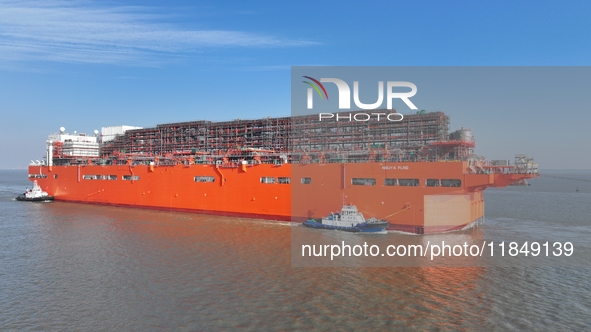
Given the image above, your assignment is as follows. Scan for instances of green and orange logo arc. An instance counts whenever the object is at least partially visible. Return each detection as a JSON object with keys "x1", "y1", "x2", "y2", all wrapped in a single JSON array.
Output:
[{"x1": 302, "y1": 76, "x2": 329, "y2": 100}]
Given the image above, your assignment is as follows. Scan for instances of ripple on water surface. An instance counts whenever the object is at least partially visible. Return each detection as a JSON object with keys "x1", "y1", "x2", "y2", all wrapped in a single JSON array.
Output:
[{"x1": 0, "y1": 170, "x2": 589, "y2": 330}]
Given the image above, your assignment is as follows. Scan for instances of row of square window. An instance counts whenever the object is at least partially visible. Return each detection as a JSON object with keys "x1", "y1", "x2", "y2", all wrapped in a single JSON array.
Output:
[
  {"x1": 81, "y1": 175, "x2": 139, "y2": 180},
  {"x1": 343, "y1": 178, "x2": 461, "y2": 187},
  {"x1": 34, "y1": 174, "x2": 461, "y2": 187},
  {"x1": 194, "y1": 176, "x2": 292, "y2": 184},
  {"x1": 196, "y1": 176, "x2": 461, "y2": 187},
  {"x1": 30, "y1": 174, "x2": 141, "y2": 180}
]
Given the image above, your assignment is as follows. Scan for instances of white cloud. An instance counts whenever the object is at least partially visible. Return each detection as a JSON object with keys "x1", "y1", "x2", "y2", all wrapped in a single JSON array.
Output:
[{"x1": 0, "y1": 0, "x2": 316, "y2": 65}]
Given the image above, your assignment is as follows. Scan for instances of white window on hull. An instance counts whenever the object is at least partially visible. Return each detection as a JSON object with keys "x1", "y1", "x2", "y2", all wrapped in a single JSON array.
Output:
[
  {"x1": 384, "y1": 178, "x2": 397, "y2": 186},
  {"x1": 194, "y1": 176, "x2": 215, "y2": 183},
  {"x1": 260, "y1": 177, "x2": 276, "y2": 184},
  {"x1": 441, "y1": 179, "x2": 462, "y2": 187},
  {"x1": 352, "y1": 178, "x2": 376, "y2": 186},
  {"x1": 426, "y1": 179, "x2": 440, "y2": 187},
  {"x1": 398, "y1": 178, "x2": 419, "y2": 186}
]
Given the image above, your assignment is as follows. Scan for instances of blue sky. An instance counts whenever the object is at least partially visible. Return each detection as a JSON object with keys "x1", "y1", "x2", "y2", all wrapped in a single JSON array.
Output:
[{"x1": 1, "y1": 0, "x2": 590, "y2": 169}]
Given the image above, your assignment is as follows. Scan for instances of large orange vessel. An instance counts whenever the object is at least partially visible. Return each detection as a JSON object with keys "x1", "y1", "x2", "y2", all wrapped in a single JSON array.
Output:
[{"x1": 27, "y1": 111, "x2": 538, "y2": 234}]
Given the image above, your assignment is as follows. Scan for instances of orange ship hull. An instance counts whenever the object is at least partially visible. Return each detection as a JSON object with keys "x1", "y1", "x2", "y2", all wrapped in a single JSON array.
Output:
[{"x1": 28, "y1": 161, "x2": 533, "y2": 234}]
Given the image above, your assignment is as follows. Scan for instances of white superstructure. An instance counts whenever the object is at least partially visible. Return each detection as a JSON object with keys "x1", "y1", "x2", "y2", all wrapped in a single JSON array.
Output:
[
  {"x1": 47, "y1": 128, "x2": 99, "y2": 159},
  {"x1": 322, "y1": 205, "x2": 367, "y2": 228},
  {"x1": 39, "y1": 126, "x2": 142, "y2": 165},
  {"x1": 101, "y1": 126, "x2": 143, "y2": 143}
]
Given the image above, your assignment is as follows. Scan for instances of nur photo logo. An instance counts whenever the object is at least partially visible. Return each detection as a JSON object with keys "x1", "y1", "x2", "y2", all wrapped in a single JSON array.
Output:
[{"x1": 303, "y1": 76, "x2": 418, "y2": 111}]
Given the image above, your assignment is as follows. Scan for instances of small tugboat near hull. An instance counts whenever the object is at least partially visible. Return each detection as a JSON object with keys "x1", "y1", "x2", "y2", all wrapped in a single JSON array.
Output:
[
  {"x1": 16, "y1": 195, "x2": 54, "y2": 202},
  {"x1": 16, "y1": 180, "x2": 54, "y2": 202},
  {"x1": 303, "y1": 204, "x2": 389, "y2": 233}
]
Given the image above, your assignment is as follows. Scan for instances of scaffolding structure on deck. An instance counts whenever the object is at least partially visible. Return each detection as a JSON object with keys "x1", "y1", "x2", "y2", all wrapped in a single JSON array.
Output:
[{"x1": 88, "y1": 110, "x2": 474, "y2": 165}]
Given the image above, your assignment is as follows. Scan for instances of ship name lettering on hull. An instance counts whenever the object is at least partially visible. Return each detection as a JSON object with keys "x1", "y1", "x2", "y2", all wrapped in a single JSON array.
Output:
[{"x1": 382, "y1": 166, "x2": 409, "y2": 170}]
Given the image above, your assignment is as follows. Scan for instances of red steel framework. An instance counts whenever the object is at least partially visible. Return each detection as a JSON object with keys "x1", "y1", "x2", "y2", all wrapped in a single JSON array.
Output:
[{"x1": 78, "y1": 110, "x2": 475, "y2": 166}]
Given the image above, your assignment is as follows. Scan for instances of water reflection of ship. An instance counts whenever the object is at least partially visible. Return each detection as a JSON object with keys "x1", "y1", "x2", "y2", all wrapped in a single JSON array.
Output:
[
  {"x1": 34, "y1": 201, "x2": 492, "y2": 328},
  {"x1": 328, "y1": 266, "x2": 490, "y2": 328}
]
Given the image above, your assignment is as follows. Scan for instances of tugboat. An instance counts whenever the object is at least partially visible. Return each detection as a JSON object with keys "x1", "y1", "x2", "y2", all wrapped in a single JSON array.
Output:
[
  {"x1": 16, "y1": 180, "x2": 54, "y2": 202},
  {"x1": 303, "y1": 205, "x2": 390, "y2": 233}
]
